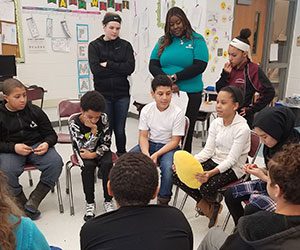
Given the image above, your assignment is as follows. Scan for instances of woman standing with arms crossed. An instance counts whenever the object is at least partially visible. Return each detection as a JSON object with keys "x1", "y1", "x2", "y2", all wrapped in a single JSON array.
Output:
[
  {"x1": 89, "y1": 12, "x2": 135, "y2": 156},
  {"x1": 149, "y1": 7, "x2": 209, "y2": 153}
]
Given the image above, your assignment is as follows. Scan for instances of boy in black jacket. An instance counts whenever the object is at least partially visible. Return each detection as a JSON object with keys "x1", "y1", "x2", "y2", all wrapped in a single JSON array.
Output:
[
  {"x1": 68, "y1": 91, "x2": 114, "y2": 221},
  {"x1": 0, "y1": 78, "x2": 63, "y2": 220}
]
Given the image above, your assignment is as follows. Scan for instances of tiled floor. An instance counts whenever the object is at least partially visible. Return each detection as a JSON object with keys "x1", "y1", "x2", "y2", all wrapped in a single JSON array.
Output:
[{"x1": 20, "y1": 115, "x2": 265, "y2": 250}]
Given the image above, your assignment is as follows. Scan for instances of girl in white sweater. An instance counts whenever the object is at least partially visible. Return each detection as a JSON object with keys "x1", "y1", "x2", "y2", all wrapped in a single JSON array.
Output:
[{"x1": 175, "y1": 86, "x2": 250, "y2": 228}]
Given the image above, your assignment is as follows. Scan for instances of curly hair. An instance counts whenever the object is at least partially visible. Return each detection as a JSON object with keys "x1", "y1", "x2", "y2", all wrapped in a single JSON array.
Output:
[
  {"x1": 80, "y1": 90, "x2": 106, "y2": 113},
  {"x1": 0, "y1": 171, "x2": 23, "y2": 250},
  {"x1": 268, "y1": 144, "x2": 300, "y2": 204},
  {"x1": 158, "y1": 7, "x2": 194, "y2": 56},
  {"x1": 151, "y1": 74, "x2": 172, "y2": 92},
  {"x1": 109, "y1": 152, "x2": 159, "y2": 206}
]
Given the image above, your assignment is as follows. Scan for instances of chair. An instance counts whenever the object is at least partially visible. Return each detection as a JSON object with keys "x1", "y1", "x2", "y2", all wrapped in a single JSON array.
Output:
[
  {"x1": 171, "y1": 116, "x2": 190, "y2": 207},
  {"x1": 221, "y1": 131, "x2": 261, "y2": 231},
  {"x1": 23, "y1": 163, "x2": 64, "y2": 213},
  {"x1": 26, "y1": 86, "x2": 46, "y2": 108},
  {"x1": 172, "y1": 131, "x2": 262, "y2": 213},
  {"x1": 56, "y1": 99, "x2": 81, "y2": 143},
  {"x1": 65, "y1": 113, "x2": 119, "y2": 215}
]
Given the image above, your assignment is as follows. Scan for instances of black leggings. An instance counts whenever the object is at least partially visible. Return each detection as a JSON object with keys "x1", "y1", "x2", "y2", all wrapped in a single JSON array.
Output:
[
  {"x1": 81, "y1": 151, "x2": 113, "y2": 203},
  {"x1": 174, "y1": 159, "x2": 238, "y2": 202},
  {"x1": 184, "y1": 92, "x2": 202, "y2": 153}
]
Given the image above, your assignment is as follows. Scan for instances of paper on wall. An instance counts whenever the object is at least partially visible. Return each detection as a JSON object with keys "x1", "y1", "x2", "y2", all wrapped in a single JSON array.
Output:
[
  {"x1": 0, "y1": 1, "x2": 15, "y2": 23},
  {"x1": 1, "y1": 22, "x2": 17, "y2": 45},
  {"x1": 61, "y1": 20, "x2": 72, "y2": 38},
  {"x1": 52, "y1": 37, "x2": 70, "y2": 52},
  {"x1": 270, "y1": 43, "x2": 279, "y2": 62},
  {"x1": 46, "y1": 18, "x2": 53, "y2": 37},
  {"x1": 191, "y1": 4, "x2": 203, "y2": 29},
  {"x1": 26, "y1": 17, "x2": 39, "y2": 38},
  {"x1": 27, "y1": 38, "x2": 47, "y2": 53}
]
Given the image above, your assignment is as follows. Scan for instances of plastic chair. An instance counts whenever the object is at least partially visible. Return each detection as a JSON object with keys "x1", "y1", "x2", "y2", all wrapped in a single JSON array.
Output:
[
  {"x1": 23, "y1": 163, "x2": 64, "y2": 213},
  {"x1": 65, "y1": 113, "x2": 119, "y2": 215},
  {"x1": 172, "y1": 131, "x2": 262, "y2": 212},
  {"x1": 57, "y1": 99, "x2": 81, "y2": 143}
]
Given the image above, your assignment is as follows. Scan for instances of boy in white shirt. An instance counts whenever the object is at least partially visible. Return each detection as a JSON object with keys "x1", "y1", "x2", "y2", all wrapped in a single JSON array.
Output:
[{"x1": 130, "y1": 75, "x2": 185, "y2": 205}]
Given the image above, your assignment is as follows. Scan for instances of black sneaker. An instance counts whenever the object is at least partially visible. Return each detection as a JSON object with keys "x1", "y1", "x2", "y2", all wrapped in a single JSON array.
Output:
[{"x1": 84, "y1": 203, "x2": 95, "y2": 222}]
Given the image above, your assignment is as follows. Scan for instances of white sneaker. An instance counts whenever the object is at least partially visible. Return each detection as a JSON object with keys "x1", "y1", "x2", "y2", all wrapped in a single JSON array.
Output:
[
  {"x1": 84, "y1": 203, "x2": 95, "y2": 221},
  {"x1": 103, "y1": 201, "x2": 114, "y2": 213}
]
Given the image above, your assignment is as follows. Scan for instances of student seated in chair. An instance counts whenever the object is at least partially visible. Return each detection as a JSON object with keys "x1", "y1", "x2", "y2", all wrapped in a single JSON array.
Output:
[
  {"x1": 224, "y1": 106, "x2": 300, "y2": 226},
  {"x1": 80, "y1": 152, "x2": 193, "y2": 250},
  {"x1": 198, "y1": 143, "x2": 300, "y2": 250},
  {"x1": 130, "y1": 74, "x2": 185, "y2": 205},
  {"x1": 174, "y1": 86, "x2": 250, "y2": 228},
  {"x1": 68, "y1": 91, "x2": 114, "y2": 221},
  {"x1": 0, "y1": 78, "x2": 63, "y2": 220}
]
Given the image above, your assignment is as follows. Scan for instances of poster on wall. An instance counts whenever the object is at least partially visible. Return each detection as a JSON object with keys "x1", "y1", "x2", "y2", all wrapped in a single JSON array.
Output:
[
  {"x1": 78, "y1": 60, "x2": 90, "y2": 77},
  {"x1": 51, "y1": 37, "x2": 70, "y2": 52},
  {"x1": 27, "y1": 38, "x2": 47, "y2": 53},
  {"x1": 76, "y1": 24, "x2": 89, "y2": 42},
  {"x1": 78, "y1": 77, "x2": 91, "y2": 93},
  {"x1": 77, "y1": 43, "x2": 88, "y2": 59}
]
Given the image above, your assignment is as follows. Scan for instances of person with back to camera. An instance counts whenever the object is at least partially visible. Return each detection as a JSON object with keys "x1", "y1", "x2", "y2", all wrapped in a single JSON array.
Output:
[
  {"x1": 80, "y1": 152, "x2": 193, "y2": 250},
  {"x1": 88, "y1": 12, "x2": 135, "y2": 157},
  {"x1": 68, "y1": 91, "x2": 114, "y2": 220},
  {"x1": 216, "y1": 28, "x2": 275, "y2": 127},
  {"x1": 198, "y1": 143, "x2": 300, "y2": 250},
  {"x1": 224, "y1": 106, "x2": 300, "y2": 226},
  {"x1": 174, "y1": 86, "x2": 250, "y2": 228},
  {"x1": 130, "y1": 74, "x2": 185, "y2": 205},
  {"x1": 0, "y1": 170, "x2": 51, "y2": 250},
  {"x1": 0, "y1": 78, "x2": 63, "y2": 220},
  {"x1": 149, "y1": 6, "x2": 209, "y2": 153}
]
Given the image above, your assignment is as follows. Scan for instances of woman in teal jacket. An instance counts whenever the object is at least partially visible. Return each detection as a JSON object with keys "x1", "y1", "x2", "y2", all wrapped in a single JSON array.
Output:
[
  {"x1": 0, "y1": 171, "x2": 50, "y2": 250},
  {"x1": 149, "y1": 6, "x2": 209, "y2": 152}
]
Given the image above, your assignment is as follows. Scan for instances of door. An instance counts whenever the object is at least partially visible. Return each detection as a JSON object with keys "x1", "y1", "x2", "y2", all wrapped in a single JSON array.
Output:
[{"x1": 232, "y1": 0, "x2": 269, "y2": 64}]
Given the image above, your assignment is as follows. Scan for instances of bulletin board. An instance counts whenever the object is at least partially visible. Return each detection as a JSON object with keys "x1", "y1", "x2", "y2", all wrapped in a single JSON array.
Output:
[{"x1": 0, "y1": 0, "x2": 24, "y2": 62}]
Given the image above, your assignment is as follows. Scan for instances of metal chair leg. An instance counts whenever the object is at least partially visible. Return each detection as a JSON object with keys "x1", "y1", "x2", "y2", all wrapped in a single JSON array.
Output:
[
  {"x1": 67, "y1": 166, "x2": 75, "y2": 216},
  {"x1": 179, "y1": 193, "x2": 188, "y2": 211},
  {"x1": 28, "y1": 171, "x2": 33, "y2": 186},
  {"x1": 65, "y1": 161, "x2": 71, "y2": 194},
  {"x1": 222, "y1": 211, "x2": 231, "y2": 231},
  {"x1": 56, "y1": 180, "x2": 64, "y2": 213},
  {"x1": 172, "y1": 186, "x2": 180, "y2": 207}
]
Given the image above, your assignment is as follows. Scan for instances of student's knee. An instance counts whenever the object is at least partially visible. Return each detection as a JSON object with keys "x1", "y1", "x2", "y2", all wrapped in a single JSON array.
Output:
[{"x1": 129, "y1": 145, "x2": 142, "y2": 153}]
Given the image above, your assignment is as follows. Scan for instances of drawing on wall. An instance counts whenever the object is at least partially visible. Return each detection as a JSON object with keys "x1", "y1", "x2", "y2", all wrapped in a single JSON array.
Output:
[
  {"x1": 46, "y1": 18, "x2": 53, "y2": 37},
  {"x1": 48, "y1": 0, "x2": 57, "y2": 3},
  {"x1": 61, "y1": 20, "x2": 71, "y2": 38},
  {"x1": 156, "y1": 0, "x2": 176, "y2": 28},
  {"x1": 115, "y1": 0, "x2": 122, "y2": 12},
  {"x1": 26, "y1": 17, "x2": 39, "y2": 38},
  {"x1": 78, "y1": 77, "x2": 90, "y2": 93},
  {"x1": 76, "y1": 24, "x2": 89, "y2": 42},
  {"x1": 122, "y1": 0, "x2": 129, "y2": 9},
  {"x1": 78, "y1": 0, "x2": 87, "y2": 10},
  {"x1": 77, "y1": 43, "x2": 88, "y2": 59},
  {"x1": 78, "y1": 60, "x2": 90, "y2": 77},
  {"x1": 52, "y1": 37, "x2": 70, "y2": 52},
  {"x1": 108, "y1": 0, "x2": 115, "y2": 8}
]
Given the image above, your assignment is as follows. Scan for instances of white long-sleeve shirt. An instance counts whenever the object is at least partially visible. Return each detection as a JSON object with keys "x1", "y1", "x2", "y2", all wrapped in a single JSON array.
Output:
[{"x1": 194, "y1": 113, "x2": 250, "y2": 178}]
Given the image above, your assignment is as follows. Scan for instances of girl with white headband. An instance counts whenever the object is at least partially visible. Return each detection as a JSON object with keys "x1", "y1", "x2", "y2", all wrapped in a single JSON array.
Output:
[{"x1": 216, "y1": 28, "x2": 275, "y2": 127}]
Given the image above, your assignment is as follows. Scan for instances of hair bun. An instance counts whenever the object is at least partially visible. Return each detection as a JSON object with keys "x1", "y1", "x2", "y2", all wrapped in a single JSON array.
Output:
[{"x1": 239, "y1": 28, "x2": 251, "y2": 39}]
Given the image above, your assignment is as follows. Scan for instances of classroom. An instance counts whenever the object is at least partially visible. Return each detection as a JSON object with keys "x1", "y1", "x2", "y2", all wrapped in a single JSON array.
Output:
[{"x1": 0, "y1": 0, "x2": 300, "y2": 249}]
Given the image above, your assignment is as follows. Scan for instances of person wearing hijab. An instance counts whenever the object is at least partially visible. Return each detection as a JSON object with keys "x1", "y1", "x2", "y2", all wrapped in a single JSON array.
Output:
[
  {"x1": 216, "y1": 28, "x2": 275, "y2": 127},
  {"x1": 224, "y1": 106, "x2": 300, "y2": 226}
]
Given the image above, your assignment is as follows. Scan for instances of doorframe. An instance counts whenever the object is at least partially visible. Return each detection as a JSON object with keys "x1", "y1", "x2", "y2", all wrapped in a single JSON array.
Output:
[{"x1": 261, "y1": 0, "x2": 298, "y2": 99}]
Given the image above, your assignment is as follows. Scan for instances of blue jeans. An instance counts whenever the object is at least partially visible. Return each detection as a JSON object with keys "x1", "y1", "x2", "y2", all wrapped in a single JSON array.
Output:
[
  {"x1": 105, "y1": 96, "x2": 130, "y2": 155},
  {"x1": 130, "y1": 141, "x2": 178, "y2": 199},
  {"x1": 0, "y1": 144, "x2": 63, "y2": 196}
]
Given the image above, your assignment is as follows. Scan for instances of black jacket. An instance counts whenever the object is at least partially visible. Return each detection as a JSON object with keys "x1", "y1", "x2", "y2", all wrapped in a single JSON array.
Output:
[
  {"x1": 0, "y1": 103, "x2": 57, "y2": 153},
  {"x1": 221, "y1": 211, "x2": 300, "y2": 250},
  {"x1": 88, "y1": 35, "x2": 135, "y2": 99}
]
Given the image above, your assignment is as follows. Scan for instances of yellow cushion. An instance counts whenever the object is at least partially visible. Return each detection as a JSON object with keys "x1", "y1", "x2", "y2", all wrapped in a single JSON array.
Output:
[{"x1": 174, "y1": 150, "x2": 204, "y2": 189}]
